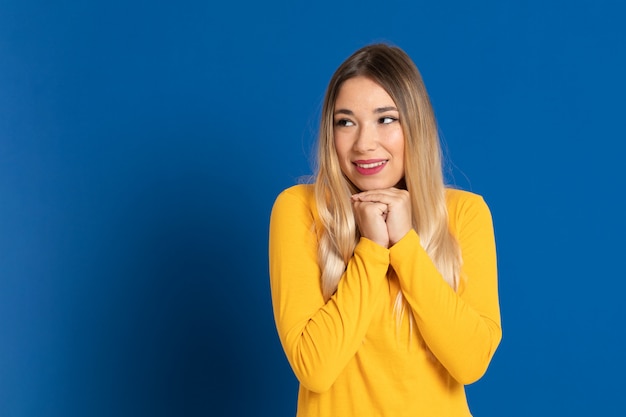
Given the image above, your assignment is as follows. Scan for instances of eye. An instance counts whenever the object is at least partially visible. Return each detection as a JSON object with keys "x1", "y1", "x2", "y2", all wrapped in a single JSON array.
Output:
[
  {"x1": 335, "y1": 119, "x2": 355, "y2": 127},
  {"x1": 379, "y1": 116, "x2": 398, "y2": 124}
]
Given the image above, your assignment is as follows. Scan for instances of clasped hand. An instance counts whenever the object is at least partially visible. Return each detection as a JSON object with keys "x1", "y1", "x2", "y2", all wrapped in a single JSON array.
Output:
[{"x1": 351, "y1": 188, "x2": 412, "y2": 248}]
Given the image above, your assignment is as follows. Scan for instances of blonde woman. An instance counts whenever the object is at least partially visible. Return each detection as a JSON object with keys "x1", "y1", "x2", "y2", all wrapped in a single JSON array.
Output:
[{"x1": 269, "y1": 43, "x2": 501, "y2": 416}]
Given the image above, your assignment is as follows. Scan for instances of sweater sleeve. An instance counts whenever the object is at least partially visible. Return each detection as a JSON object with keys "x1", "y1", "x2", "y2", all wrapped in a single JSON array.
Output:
[
  {"x1": 389, "y1": 192, "x2": 502, "y2": 384},
  {"x1": 269, "y1": 186, "x2": 390, "y2": 393}
]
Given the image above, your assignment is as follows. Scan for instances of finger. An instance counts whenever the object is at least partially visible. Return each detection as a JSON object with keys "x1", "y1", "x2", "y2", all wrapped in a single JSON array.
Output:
[
  {"x1": 352, "y1": 189, "x2": 408, "y2": 205},
  {"x1": 352, "y1": 200, "x2": 388, "y2": 216}
]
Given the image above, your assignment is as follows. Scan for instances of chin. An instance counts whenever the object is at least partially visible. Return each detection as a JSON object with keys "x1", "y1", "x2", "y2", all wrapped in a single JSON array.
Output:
[{"x1": 353, "y1": 180, "x2": 400, "y2": 192}]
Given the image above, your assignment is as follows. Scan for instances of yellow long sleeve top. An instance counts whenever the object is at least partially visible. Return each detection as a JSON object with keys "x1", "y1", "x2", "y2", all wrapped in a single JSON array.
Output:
[{"x1": 269, "y1": 184, "x2": 501, "y2": 416}]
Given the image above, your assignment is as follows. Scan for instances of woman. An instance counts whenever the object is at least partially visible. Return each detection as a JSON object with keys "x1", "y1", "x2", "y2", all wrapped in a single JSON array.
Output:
[{"x1": 269, "y1": 43, "x2": 501, "y2": 416}]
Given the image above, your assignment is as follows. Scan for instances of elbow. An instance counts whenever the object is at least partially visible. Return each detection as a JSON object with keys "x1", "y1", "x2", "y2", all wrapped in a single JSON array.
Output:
[
  {"x1": 449, "y1": 360, "x2": 490, "y2": 385},
  {"x1": 280, "y1": 323, "x2": 349, "y2": 393},
  {"x1": 280, "y1": 327, "x2": 341, "y2": 393},
  {"x1": 294, "y1": 370, "x2": 335, "y2": 393},
  {"x1": 289, "y1": 353, "x2": 337, "y2": 393},
  {"x1": 449, "y1": 328, "x2": 502, "y2": 385},
  {"x1": 287, "y1": 345, "x2": 339, "y2": 393}
]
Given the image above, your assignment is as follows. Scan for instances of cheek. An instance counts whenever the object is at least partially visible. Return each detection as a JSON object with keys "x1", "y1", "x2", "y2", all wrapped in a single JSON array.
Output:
[
  {"x1": 388, "y1": 130, "x2": 405, "y2": 157},
  {"x1": 333, "y1": 136, "x2": 349, "y2": 160}
]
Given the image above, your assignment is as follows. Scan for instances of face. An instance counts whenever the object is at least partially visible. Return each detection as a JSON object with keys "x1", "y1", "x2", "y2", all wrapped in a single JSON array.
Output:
[{"x1": 333, "y1": 76, "x2": 405, "y2": 191}]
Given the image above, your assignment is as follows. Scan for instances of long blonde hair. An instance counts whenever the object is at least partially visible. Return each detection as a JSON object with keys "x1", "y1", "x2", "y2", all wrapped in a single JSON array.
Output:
[{"x1": 314, "y1": 43, "x2": 462, "y2": 308}]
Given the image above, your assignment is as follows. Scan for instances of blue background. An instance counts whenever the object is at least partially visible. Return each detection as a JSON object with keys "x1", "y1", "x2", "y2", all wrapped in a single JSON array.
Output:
[{"x1": 1, "y1": 0, "x2": 625, "y2": 415}]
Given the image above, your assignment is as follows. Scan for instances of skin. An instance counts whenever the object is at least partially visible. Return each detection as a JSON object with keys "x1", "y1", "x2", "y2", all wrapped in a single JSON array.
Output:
[{"x1": 333, "y1": 76, "x2": 413, "y2": 248}]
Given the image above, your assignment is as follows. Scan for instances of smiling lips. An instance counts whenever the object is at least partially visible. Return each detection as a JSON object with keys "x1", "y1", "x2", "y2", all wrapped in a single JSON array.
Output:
[{"x1": 353, "y1": 159, "x2": 388, "y2": 175}]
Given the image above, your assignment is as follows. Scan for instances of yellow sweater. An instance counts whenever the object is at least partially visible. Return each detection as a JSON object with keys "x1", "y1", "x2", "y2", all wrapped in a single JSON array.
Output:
[{"x1": 269, "y1": 184, "x2": 501, "y2": 416}]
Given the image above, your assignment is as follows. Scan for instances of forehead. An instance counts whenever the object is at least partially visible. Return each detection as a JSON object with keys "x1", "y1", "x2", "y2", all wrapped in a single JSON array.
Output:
[{"x1": 335, "y1": 76, "x2": 396, "y2": 109}]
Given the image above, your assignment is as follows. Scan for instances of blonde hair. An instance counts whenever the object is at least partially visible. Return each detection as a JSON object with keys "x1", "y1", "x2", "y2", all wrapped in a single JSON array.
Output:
[{"x1": 314, "y1": 43, "x2": 462, "y2": 312}]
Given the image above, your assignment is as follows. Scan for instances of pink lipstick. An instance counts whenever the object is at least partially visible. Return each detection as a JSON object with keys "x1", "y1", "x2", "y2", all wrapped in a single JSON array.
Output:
[{"x1": 353, "y1": 159, "x2": 387, "y2": 175}]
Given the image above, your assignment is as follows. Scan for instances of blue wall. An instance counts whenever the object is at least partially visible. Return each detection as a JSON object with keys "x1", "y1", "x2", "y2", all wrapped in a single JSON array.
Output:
[{"x1": 1, "y1": 0, "x2": 624, "y2": 415}]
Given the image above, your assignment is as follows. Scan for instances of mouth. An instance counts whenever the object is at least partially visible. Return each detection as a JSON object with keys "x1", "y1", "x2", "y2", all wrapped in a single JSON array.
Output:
[{"x1": 353, "y1": 159, "x2": 388, "y2": 175}]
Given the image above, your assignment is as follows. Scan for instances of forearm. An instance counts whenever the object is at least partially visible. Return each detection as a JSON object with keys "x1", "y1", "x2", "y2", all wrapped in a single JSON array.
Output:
[
  {"x1": 390, "y1": 230, "x2": 501, "y2": 384},
  {"x1": 275, "y1": 239, "x2": 388, "y2": 392},
  {"x1": 269, "y1": 188, "x2": 390, "y2": 392}
]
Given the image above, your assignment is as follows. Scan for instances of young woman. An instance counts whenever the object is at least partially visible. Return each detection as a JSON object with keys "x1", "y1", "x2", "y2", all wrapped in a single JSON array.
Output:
[{"x1": 269, "y1": 43, "x2": 501, "y2": 416}]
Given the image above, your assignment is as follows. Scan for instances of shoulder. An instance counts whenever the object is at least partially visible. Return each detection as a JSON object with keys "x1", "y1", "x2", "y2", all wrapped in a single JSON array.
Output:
[
  {"x1": 445, "y1": 187, "x2": 487, "y2": 207},
  {"x1": 273, "y1": 184, "x2": 315, "y2": 206},
  {"x1": 445, "y1": 187, "x2": 493, "y2": 225},
  {"x1": 270, "y1": 184, "x2": 319, "y2": 234},
  {"x1": 271, "y1": 184, "x2": 317, "y2": 218}
]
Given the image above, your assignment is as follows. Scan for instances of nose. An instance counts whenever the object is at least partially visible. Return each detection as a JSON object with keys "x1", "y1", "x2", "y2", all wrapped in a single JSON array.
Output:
[{"x1": 353, "y1": 123, "x2": 378, "y2": 152}]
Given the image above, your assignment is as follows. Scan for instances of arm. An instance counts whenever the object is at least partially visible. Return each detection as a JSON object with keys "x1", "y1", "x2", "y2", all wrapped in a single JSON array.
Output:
[
  {"x1": 390, "y1": 193, "x2": 502, "y2": 384},
  {"x1": 268, "y1": 187, "x2": 390, "y2": 392}
]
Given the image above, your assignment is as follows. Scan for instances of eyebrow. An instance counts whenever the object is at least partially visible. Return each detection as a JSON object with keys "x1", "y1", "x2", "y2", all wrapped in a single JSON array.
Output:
[
  {"x1": 334, "y1": 106, "x2": 399, "y2": 116},
  {"x1": 374, "y1": 106, "x2": 398, "y2": 113}
]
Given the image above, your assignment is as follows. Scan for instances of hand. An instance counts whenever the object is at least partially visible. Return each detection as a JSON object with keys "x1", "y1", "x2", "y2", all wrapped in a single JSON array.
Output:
[
  {"x1": 352, "y1": 188, "x2": 412, "y2": 247},
  {"x1": 352, "y1": 198, "x2": 390, "y2": 248}
]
